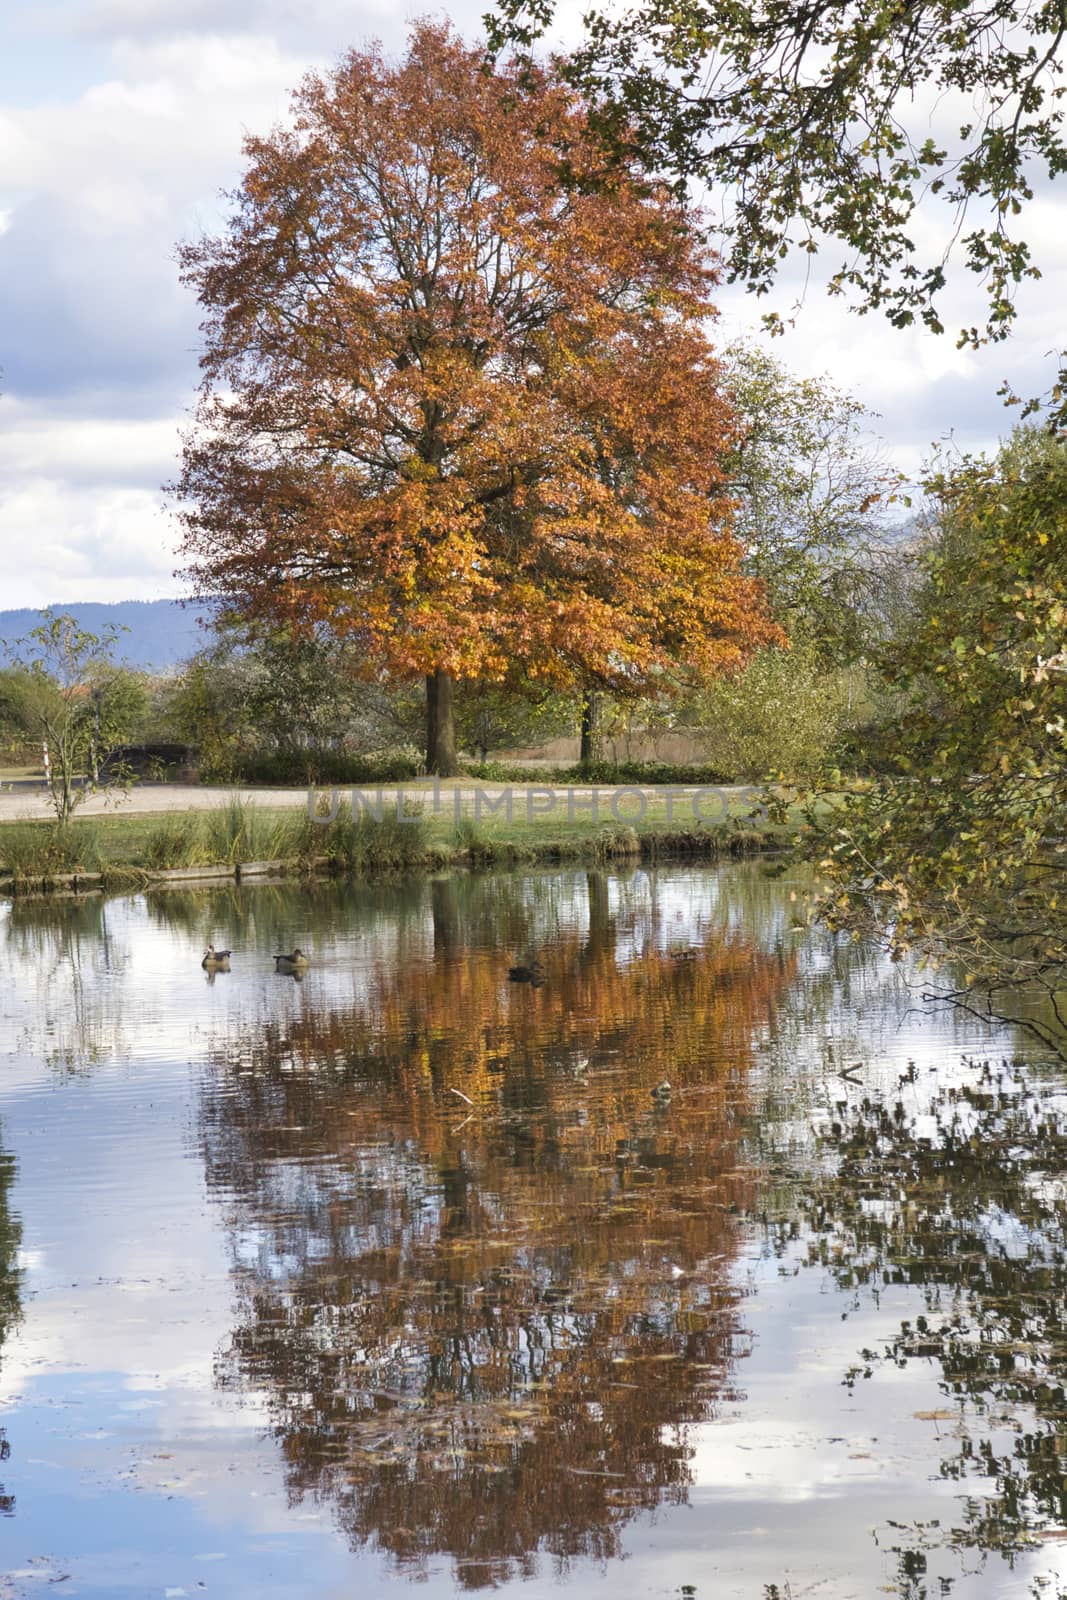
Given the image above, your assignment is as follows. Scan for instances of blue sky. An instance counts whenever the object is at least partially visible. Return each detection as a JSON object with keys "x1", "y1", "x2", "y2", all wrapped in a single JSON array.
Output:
[{"x1": 0, "y1": 0, "x2": 1063, "y2": 608}]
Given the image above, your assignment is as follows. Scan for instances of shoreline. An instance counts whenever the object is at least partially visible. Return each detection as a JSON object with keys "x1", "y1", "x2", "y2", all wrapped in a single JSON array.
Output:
[
  {"x1": 0, "y1": 782, "x2": 801, "y2": 899},
  {"x1": 0, "y1": 817, "x2": 791, "y2": 900}
]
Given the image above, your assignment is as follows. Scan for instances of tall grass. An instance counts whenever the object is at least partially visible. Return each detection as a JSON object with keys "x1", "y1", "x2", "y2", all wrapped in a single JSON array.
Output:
[
  {"x1": 293, "y1": 799, "x2": 431, "y2": 872},
  {"x1": 0, "y1": 820, "x2": 104, "y2": 881},
  {"x1": 141, "y1": 816, "x2": 206, "y2": 870},
  {"x1": 201, "y1": 796, "x2": 294, "y2": 864},
  {"x1": 453, "y1": 816, "x2": 511, "y2": 865}
]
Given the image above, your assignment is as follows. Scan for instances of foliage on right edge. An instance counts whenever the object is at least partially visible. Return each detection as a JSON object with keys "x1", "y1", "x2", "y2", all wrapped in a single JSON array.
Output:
[{"x1": 809, "y1": 426, "x2": 1067, "y2": 1041}]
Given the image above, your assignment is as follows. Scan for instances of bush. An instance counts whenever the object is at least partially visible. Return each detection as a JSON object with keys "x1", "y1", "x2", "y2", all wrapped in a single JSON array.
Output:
[
  {"x1": 560, "y1": 758, "x2": 733, "y2": 786},
  {"x1": 459, "y1": 758, "x2": 733, "y2": 785},
  {"x1": 231, "y1": 745, "x2": 423, "y2": 786},
  {"x1": 692, "y1": 648, "x2": 854, "y2": 781}
]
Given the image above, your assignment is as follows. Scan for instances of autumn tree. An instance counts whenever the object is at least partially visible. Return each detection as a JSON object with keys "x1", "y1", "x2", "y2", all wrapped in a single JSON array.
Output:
[
  {"x1": 173, "y1": 22, "x2": 776, "y2": 775},
  {"x1": 198, "y1": 870, "x2": 789, "y2": 1580}
]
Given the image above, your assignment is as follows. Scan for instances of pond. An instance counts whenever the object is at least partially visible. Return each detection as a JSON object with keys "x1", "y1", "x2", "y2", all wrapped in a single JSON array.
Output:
[{"x1": 0, "y1": 862, "x2": 1065, "y2": 1599}]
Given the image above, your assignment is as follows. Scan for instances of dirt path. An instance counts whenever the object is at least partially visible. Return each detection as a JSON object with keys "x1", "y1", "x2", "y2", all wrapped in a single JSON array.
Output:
[{"x1": 0, "y1": 778, "x2": 744, "y2": 825}]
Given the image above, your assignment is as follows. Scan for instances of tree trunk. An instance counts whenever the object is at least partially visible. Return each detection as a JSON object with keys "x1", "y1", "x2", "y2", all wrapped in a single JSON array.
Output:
[
  {"x1": 579, "y1": 691, "x2": 599, "y2": 767},
  {"x1": 584, "y1": 871, "x2": 611, "y2": 960},
  {"x1": 431, "y1": 877, "x2": 461, "y2": 959},
  {"x1": 426, "y1": 669, "x2": 458, "y2": 776}
]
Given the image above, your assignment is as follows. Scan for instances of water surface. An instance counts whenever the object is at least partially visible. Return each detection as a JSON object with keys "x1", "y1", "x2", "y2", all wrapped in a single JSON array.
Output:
[{"x1": 0, "y1": 864, "x2": 1065, "y2": 1599}]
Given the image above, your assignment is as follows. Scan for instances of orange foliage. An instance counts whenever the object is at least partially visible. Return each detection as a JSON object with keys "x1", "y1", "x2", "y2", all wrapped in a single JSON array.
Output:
[
  {"x1": 200, "y1": 877, "x2": 796, "y2": 1581},
  {"x1": 174, "y1": 22, "x2": 779, "y2": 698}
]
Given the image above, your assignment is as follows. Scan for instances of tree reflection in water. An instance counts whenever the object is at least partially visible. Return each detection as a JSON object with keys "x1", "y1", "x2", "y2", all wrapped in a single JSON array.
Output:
[
  {"x1": 3, "y1": 895, "x2": 123, "y2": 1072},
  {"x1": 0, "y1": 1129, "x2": 22, "y2": 1513},
  {"x1": 763, "y1": 1055, "x2": 1067, "y2": 1591},
  {"x1": 200, "y1": 871, "x2": 795, "y2": 1585}
]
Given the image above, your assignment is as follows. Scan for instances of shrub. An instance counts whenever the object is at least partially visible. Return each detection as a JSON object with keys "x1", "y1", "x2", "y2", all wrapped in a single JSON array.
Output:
[
  {"x1": 232, "y1": 745, "x2": 423, "y2": 786},
  {"x1": 692, "y1": 648, "x2": 854, "y2": 781},
  {"x1": 141, "y1": 817, "x2": 205, "y2": 870},
  {"x1": 597, "y1": 824, "x2": 642, "y2": 859},
  {"x1": 563, "y1": 758, "x2": 733, "y2": 786}
]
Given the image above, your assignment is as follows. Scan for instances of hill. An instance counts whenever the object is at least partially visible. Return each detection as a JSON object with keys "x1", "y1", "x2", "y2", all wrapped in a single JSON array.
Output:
[{"x1": 0, "y1": 600, "x2": 210, "y2": 672}]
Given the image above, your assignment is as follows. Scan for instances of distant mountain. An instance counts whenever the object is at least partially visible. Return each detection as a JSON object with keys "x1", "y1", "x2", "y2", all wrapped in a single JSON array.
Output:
[{"x1": 0, "y1": 600, "x2": 211, "y2": 672}]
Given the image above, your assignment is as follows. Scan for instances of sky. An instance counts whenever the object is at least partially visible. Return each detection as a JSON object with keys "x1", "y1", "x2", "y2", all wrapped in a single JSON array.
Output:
[{"x1": 0, "y1": 0, "x2": 1063, "y2": 610}]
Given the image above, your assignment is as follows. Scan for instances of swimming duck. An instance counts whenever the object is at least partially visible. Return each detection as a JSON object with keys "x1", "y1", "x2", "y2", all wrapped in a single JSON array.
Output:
[
  {"x1": 274, "y1": 948, "x2": 310, "y2": 973},
  {"x1": 508, "y1": 960, "x2": 545, "y2": 984},
  {"x1": 650, "y1": 1080, "x2": 672, "y2": 1103},
  {"x1": 202, "y1": 944, "x2": 231, "y2": 970}
]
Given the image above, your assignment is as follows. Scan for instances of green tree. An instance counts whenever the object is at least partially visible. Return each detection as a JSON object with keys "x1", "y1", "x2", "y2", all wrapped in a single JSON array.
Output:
[
  {"x1": 690, "y1": 643, "x2": 856, "y2": 780},
  {"x1": 455, "y1": 678, "x2": 577, "y2": 763},
  {"x1": 488, "y1": 0, "x2": 1067, "y2": 406},
  {"x1": 809, "y1": 426, "x2": 1067, "y2": 1041},
  {"x1": 676, "y1": 345, "x2": 904, "y2": 780},
  {"x1": 0, "y1": 613, "x2": 141, "y2": 824},
  {"x1": 160, "y1": 649, "x2": 255, "y2": 781},
  {"x1": 721, "y1": 341, "x2": 899, "y2": 662},
  {"x1": 162, "y1": 624, "x2": 413, "y2": 780},
  {"x1": 236, "y1": 626, "x2": 385, "y2": 778},
  {"x1": 87, "y1": 665, "x2": 151, "y2": 767}
]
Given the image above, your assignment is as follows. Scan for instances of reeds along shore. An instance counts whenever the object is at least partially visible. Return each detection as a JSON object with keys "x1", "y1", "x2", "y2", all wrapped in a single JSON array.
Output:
[{"x1": 0, "y1": 796, "x2": 787, "y2": 895}]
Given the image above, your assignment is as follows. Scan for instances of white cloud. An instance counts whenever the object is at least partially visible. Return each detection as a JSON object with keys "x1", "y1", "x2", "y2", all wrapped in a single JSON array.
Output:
[
  {"x1": 0, "y1": 401, "x2": 181, "y2": 484},
  {"x1": 0, "y1": 2, "x2": 1064, "y2": 605},
  {"x1": 0, "y1": 31, "x2": 315, "y2": 605},
  {"x1": 0, "y1": 34, "x2": 308, "y2": 221},
  {"x1": 0, "y1": 478, "x2": 182, "y2": 606}
]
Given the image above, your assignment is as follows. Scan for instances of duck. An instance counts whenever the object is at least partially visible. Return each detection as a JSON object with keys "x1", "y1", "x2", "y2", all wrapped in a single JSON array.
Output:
[
  {"x1": 650, "y1": 1080, "x2": 672, "y2": 1103},
  {"x1": 202, "y1": 944, "x2": 231, "y2": 970},
  {"x1": 508, "y1": 959, "x2": 545, "y2": 984},
  {"x1": 274, "y1": 948, "x2": 310, "y2": 973}
]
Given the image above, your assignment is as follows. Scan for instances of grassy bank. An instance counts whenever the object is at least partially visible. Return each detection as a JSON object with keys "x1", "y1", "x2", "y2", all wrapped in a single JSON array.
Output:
[{"x1": 0, "y1": 789, "x2": 797, "y2": 892}]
